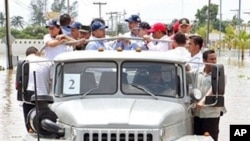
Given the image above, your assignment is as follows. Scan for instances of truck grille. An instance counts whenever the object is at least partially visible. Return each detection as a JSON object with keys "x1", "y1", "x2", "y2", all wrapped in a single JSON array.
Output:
[{"x1": 83, "y1": 132, "x2": 153, "y2": 141}]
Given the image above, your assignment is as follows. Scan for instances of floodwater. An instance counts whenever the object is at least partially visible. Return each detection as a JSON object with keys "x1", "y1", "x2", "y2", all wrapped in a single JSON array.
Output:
[{"x1": 0, "y1": 50, "x2": 250, "y2": 141}]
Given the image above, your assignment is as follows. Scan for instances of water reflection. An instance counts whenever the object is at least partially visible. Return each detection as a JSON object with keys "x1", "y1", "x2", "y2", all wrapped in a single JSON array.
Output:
[
  {"x1": 0, "y1": 69, "x2": 25, "y2": 140},
  {"x1": 227, "y1": 58, "x2": 246, "y2": 68},
  {"x1": 0, "y1": 54, "x2": 249, "y2": 141},
  {"x1": 1, "y1": 70, "x2": 13, "y2": 138}
]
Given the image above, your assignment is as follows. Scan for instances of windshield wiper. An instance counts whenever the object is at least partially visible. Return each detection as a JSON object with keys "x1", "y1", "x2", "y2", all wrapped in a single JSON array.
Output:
[
  {"x1": 80, "y1": 87, "x2": 99, "y2": 99},
  {"x1": 131, "y1": 84, "x2": 158, "y2": 100}
]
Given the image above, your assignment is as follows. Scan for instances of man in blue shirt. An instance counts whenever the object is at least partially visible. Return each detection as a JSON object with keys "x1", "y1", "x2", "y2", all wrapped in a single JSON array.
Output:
[
  {"x1": 85, "y1": 21, "x2": 109, "y2": 50},
  {"x1": 68, "y1": 21, "x2": 86, "y2": 50},
  {"x1": 124, "y1": 14, "x2": 141, "y2": 37},
  {"x1": 113, "y1": 15, "x2": 142, "y2": 50}
]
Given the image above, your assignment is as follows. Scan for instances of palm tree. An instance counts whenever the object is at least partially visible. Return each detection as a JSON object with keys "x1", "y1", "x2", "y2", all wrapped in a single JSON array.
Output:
[
  {"x1": 11, "y1": 16, "x2": 25, "y2": 29},
  {"x1": 0, "y1": 12, "x2": 5, "y2": 27},
  {"x1": 223, "y1": 24, "x2": 236, "y2": 50},
  {"x1": 235, "y1": 30, "x2": 250, "y2": 60},
  {"x1": 30, "y1": 0, "x2": 47, "y2": 26},
  {"x1": 51, "y1": 0, "x2": 78, "y2": 18}
]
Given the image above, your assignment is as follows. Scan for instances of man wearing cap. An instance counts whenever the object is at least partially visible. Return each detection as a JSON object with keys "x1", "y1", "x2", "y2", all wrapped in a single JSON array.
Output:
[
  {"x1": 143, "y1": 23, "x2": 170, "y2": 51},
  {"x1": 124, "y1": 21, "x2": 151, "y2": 50},
  {"x1": 178, "y1": 18, "x2": 191, "y2": 34},
  {"x1": 68, "y1": 21, "x2": 87, "y2": 50},
  {"x1": 85, "y1": 21, "x2": 109, "y2": 50},
  {"x1": 124, "y1": 14, "x2": 141, "y2": 37},
  {"x1": 79, "y1": 25, "x2": 91, "y2": 50},
  {"x1": 170, "y1": 18, "x2": 191, "y2": 49},
  {"x1": 79, "y1": 25, "x2": 91, "y2": 39},
  {"x1": 113, "y1": 14, "x2": 142, "y2": 50},
  {"x1": 43, "y1": 19, "x2": 74, "y2": 59}
]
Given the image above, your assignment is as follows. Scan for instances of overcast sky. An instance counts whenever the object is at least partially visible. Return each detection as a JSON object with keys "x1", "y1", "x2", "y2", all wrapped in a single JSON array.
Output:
[{"x1": 1, "y1": 0, "x2": 250, "y2": 25}]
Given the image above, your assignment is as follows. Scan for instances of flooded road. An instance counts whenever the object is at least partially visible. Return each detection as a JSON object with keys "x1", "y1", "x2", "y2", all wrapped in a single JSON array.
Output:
[{"x1": 0, "y1": 50, "x2": 250, "y2": 141}]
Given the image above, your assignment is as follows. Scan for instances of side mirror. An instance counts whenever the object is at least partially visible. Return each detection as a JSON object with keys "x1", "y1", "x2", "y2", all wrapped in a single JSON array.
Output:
[
  {"x1": 205, "y1": 95, "x2": 224, "y2": 107},
  {"x1": 211, "y1": 64, "x2": 225, "y2": 95},
  {"x1": 205, "y1": 64, "x2": 225, "y2": 107}
]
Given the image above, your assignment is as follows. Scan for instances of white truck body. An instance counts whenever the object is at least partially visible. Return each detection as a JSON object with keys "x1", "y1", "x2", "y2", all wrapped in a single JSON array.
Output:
[{"x1": 22, "y1": 50, "x2": 214, "y2": 141}]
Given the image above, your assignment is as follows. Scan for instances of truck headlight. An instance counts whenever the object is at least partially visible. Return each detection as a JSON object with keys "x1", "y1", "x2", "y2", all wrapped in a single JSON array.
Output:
[
  {"x1": 160, "y1": 128, "x2": 176, "y2": 141},
  {"x1": 57, "y1": 123, "x2": 76, "y2": 140}
]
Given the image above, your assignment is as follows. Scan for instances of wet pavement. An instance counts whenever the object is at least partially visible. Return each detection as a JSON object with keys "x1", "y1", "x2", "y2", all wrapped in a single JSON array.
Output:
[{"x1": 0, "y1": 50, "x2": 250, "y2": 141}]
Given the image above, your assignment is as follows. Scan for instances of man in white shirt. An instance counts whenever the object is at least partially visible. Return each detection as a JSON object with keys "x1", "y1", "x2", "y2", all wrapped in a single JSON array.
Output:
[
  {"x1": 22, "y1": 46, "x2": 52, "y2": 132},
  {"x1": 144, "y1": 23, "x2": 171, "y2": 51},
  {"x1": 187, "y1": 35, "x2": 204, "y2": 70},
  {"x1": 169, "y1": 32, "x2": 191, "y2": 61}
]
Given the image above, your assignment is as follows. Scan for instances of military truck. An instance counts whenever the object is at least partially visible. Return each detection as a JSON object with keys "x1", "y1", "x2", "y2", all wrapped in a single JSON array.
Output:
[{"x1": 18, "y1": 49, "x2": 225, "y2": 141}]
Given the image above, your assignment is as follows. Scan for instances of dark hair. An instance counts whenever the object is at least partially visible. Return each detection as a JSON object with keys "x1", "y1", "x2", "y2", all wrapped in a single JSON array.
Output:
[
  {"x1": 203, "y1": 49, "x2": 215, "y2": 60},
  {"x1": 189, "y1": 35, "x2": 203, "y2": 49},
  {"x1": 26, "y1": 46, "x2": 38, "y2": 56},
  {"x1": 59, "y1": 13, "x2": 71, "y2": 26},
  {"x1": 173, "y1": 32, "x2": 187, "y2": 45},
  {"x1": 90, "y1": 18, "x2": 105, "y2": 26}
]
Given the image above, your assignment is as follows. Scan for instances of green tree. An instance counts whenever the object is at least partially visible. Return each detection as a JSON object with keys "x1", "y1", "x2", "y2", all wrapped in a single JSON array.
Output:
[
  {"x1": 51, "y1": 0, "x2": 78, "y2": 18},
  {"x1": 22, "y1": 25, "x2": 47, "y2": 39},
  {"x1": 0, "y1": 27, "x2": 5, "y2": 38},
  {"x1": 51, "y1": 0, "x2": 66, "y2": 13},
  {"x1": 0, "y1": 12, "x2": 5, "y2": 27},
  {"x1": 212, "y1": 19, "x2": 230, "y2": 33},
  {"x1": 30, "y1": 0, "x2": 48, "y2": 26},
  {"x1": 195, "y1": 26, "x2": 207, "y2": 40},
  {"x1": 11, "y1": 16, "x2": 25, "y2": 29},
  {"x1": 195, "y1": 3, "x2": 219, "y2": 26},
  {"x1": 230, "y1": 15, "x2": 244, "y2": 27},
  {"x1": 10, "y1": 25, "x2": 47, "y2": 39}
]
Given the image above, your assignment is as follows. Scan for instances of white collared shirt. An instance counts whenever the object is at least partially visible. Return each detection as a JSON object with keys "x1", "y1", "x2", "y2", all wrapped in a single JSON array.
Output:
[
  {"x1": 189, "y1": 67, "x2": 227, "y2": 118},
  {"x1": 147, "y1": 35, "x2": 170, "y2": 51},
  {"x1": 43, "y1": 34, "x2": 73, "y2": 60},
  {"x1": 189, "y1": 51, "x2": 203, "y2": 70}
]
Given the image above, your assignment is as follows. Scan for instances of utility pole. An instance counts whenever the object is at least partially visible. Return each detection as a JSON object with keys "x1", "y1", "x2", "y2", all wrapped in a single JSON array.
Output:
[
  {"x1": 238, "y1": 0, "x2": 241, "y2": 60},
  {"x1": 245, "y1": 12, "x2": 250, "y2": 57},
  {"x1": 106, "y1": 11, "x2": 118, "y2": 30},
  {"x1": 67, "y1": 0, "x2": 70, "y2": 15},
  {"x1": 219, "y1": 0, "x2": 222, "y2": 56},
  {"x1": 93, "y1": 2, "x2": 107, "y2": 18},
  {"x1": 206, "y1": 0, "x2": 211, "y2": 48},
  {"x1": 5, "y1": 0, "x2": 13, "y2": 69},
  {"x1": 122, "y1": 10, "x2": 127, "y2": 22}
]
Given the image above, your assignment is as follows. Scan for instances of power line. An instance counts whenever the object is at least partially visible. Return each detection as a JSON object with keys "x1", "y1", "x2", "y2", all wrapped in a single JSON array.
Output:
[
  {"x1": 93, "y1": 2, "x2": 107, "y2": 18},
  {"x1": 106, "y1": 11, "x2": 118, "y2": 30},
  {"x1": 12, "y1": 0, "x2": 30, "y2": 11}
]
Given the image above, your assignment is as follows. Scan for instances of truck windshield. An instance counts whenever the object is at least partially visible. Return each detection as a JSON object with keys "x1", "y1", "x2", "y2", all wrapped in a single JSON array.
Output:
[
  {"x1": 54, "y1": 61, "x2": 117, "y2": 96},
  {"x1": 121, "y1": 62, "x2": 179, "y2": 97}
]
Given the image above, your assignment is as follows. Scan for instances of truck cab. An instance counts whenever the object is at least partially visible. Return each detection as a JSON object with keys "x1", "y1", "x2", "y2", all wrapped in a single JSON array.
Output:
[{"x1": 20, "y1": 49, "x2": 224, "y2": 141}]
